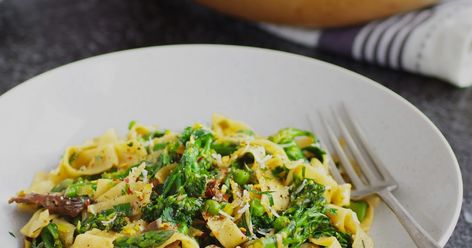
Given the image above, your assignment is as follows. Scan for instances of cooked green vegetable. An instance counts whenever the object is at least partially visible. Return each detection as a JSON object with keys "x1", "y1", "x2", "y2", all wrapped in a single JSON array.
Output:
[
  {"x1": 269, "y1": 128, "x2": 324, "y2": 161},
  {"x1": 161, "y1": 126, "x2": 214, "y2": 197},
  {"x1": 232, "y1": 168, "x2": 251, "y2": 185},
  {"x1": 50, "y1": 179, "x2": 74, "y2": 193},
  {"x1": 212, "y1": 142, "x2": 238, "y2": 156},
  {"x1": 31, "y1": 223, "x2": 63, "y2": 248},
  {"x1": 251, "y1": 236, "x2": 277, "y2": 248},
  {"x1": 273, "y1": 216, "x2": 290, "y2": 231},
  {"x1": 76, "y1": 203, "x2": 131, "y2": 234},
  {"x1": 142, "y1": 194, "x2": 203, "y2": 228},
  {"x1": 350, "y1": 200, "x2": 368, "y2": 222},
  {"x1": 256, "y1": 179, "x2": 352, "y2": 248},
  {"x1": 102, "y1": 164, "x2": 140, "y2": 180},
  {"x1": 9, "y1": 117, "x2": 367, "y2": 248},
  {"x1": 114, "y1": 230, "x2": 175, "y2": 248},
  {"x1": 250, "y1": 198, "x2": 265, "y2": 217},
  {"x1": 204, "y1": 200, "x2": 221, "y2": 215},
  {"x1": 52, "y1": 178, "x2": 96, "y2": 198}
]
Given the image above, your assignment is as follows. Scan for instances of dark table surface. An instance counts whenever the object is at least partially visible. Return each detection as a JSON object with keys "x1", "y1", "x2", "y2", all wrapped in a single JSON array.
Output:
[{"x1": 0, "y1": 0, "x2": 470, "y2": 246}]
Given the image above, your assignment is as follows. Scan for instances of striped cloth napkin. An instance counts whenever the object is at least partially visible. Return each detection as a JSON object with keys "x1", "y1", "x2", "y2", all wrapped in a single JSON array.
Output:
[{"x1": 261, "y1": 0, "x2": 472, "y2": 87}]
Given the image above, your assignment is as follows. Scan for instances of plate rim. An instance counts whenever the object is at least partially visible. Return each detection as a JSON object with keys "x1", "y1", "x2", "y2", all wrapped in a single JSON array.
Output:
[{"x1": 0, "y1": 44, "x2": 463, "y2": 245}]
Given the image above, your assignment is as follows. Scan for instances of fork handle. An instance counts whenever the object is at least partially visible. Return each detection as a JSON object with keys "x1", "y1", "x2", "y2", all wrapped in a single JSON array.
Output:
[{"x1": 377, "y1": 189, "x2": 441, "y2": 248}]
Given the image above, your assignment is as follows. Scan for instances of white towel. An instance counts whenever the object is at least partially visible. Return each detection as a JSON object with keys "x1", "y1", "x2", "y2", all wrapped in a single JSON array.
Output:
[{"x1": 260, "y1": 0, "x2": 472, "y2": 87}]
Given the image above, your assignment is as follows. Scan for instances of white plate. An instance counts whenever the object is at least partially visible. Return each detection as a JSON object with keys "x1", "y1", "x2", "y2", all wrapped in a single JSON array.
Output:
[{"x1": 0, "y1": 45, "x2": 462, "y2": 247}]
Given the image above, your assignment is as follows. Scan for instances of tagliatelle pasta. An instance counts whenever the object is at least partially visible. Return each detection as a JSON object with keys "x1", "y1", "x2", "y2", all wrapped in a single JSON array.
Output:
[{"x1": 9, "y1": 114, "x2": 375, "y2": 248}]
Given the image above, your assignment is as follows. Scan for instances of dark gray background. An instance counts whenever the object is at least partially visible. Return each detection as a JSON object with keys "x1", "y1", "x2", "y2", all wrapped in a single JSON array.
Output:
[{"x1": 0, "y1": 0, "x2": 470, "y2": 246}]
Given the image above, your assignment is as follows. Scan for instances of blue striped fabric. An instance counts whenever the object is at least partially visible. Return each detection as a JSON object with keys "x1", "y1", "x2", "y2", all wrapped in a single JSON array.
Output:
[{"x1": 261, "y1": 0, "x2": 472, "y2": 87}]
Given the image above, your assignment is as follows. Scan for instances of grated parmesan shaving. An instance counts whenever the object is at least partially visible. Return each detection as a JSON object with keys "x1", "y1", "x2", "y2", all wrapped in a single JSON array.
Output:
[
  {"x1": 101, "y1": 213, "x2": 117, "y2": 225},
  {"x1": 270, "y1": 208, "x2": 280, "y2": 218},
  {"x1": 141, "y1": 169, "x2": 148, "y2": 183},
  {"x1": 245, "y1": 210, "x2": 256, "y2": 238},
  {"x1": 218, "y1": 210, "x2": 234, "y2": 220},
  {"x1": 237, "y1": 203, "x2": 250, "y2": 215},
  {"x1": 293, "y1": 179, "x2": 306, "y2": 195}
]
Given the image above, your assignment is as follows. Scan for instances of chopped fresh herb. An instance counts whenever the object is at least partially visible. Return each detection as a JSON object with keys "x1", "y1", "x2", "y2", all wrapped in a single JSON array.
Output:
[
  {"x1": 31, "y1": 223, "x2": 63, "y2": 248},
  {"x1": 102, "y1": 163, "x2": 140, "y2": 180},
  {"x1": 244, "y1": 185, "x2": 274, "y2": 195},
  {"x1": 128, "y1": 120, "x2": 137, "y2": 130},
  {"x1": 8, "y1": 231, "x2": 15, "y2": 238}
]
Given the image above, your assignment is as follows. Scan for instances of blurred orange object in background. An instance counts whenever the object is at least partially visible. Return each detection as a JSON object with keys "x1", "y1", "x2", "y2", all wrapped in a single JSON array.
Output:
[{"x1": 196, "y1": 0, "x2": 438, "y2": 27}]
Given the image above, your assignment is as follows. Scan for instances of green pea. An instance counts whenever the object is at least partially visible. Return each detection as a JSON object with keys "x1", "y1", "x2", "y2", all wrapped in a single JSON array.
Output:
[
  {"x1": 205, "y1": 200, "x2": 221, "y2": 215},
  {"x1": 253, "y1": 237, "x2": 277, "y2": 248},
  {"x1": 233, "y1": 168, "x2": 251, "y2": 185},
  {"x1": 273, "y1": 216, "x2": 290, "y2": 231},
  {"x1": 250, "y1": 199, "x2": 265, "y2": 217}
]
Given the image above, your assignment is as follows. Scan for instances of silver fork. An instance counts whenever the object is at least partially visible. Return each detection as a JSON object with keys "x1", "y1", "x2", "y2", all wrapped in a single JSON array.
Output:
[{"x1": 310, "y1": 105, "x2": 440, "y2": 248}]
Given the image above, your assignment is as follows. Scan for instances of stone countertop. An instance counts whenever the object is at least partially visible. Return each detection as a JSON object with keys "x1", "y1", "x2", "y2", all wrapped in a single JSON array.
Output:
[{"x1": 0, "y1": 0, "x2": 470, "y2": 246}]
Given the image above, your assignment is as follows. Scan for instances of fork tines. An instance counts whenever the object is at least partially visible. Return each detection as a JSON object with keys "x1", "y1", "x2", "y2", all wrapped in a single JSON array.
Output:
[{"x1": 308, "y1": 104, "x2": 397, "y2": 199}]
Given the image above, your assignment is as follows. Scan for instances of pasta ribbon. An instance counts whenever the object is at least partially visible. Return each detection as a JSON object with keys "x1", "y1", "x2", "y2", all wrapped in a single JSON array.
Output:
[
  {"x1": 325, "y1": 184, "x2": 351, "y2": 207},
  {"x1": 54, "y1": 129, "x2": 148, "y2": 180},
  {"x1": 94, "y1": 179, "x2": 115, "y2": 199},
  {"x1": 71, "y1": 228, "x2": 119, "y2": 248},
  {"x1": 27, "y1": 172, "x2": 55, "y2": 194},
  {"x1": 360, "y1": 196, "x2": 380, "y2": 232},
  {"x1": 352, "y1": 228, "x2": 374, "y2": 248},
  {"x1": 256, "y1": 169, "x2": 289, "y2": 213},
  {"x1": 52, "y1": 218, "x2": 76, "y2": 246},
  {"x1": 57, "y1": 143, "x2": 118, "y2": 178},
  {"x1": 326, "y1": 204, "x2": 374, "y2": 248},
  {"x1": 127, "y1": 123, "x2": 152, "y2": 140},
  {"x1": 10, "y1": 116, "x2": 377, "y2": 248},
  {"x1": 89, "y1": 163, "x2": 152, "y2": 214},
  {"x1": 212, "y1": 113, "x2": 252, "y2": 137},
  {"x1": 20, "y1": 209, "x2": 55, "y2": 238},
  {"x1": 326, "y1": 204, "x2": 359, "y2": 234},
  {"x1": 250, "y1": 139, "x2": 287, "y2": 159},
  {"x1": 155, "y1": 163, "x2": 177, "y2": 183},
  {"x1": 157, "y1": 233, "x2": 200, "y2": 248},
  {"x1": 114, "y1": 140, "x2": 147, "y2": 169},
  {"x1": 309, "y1": 237, "x2": 342, "y2": 248},
  {"x1": 207, "y1": 215, "x2": 248, "y2": 248}
]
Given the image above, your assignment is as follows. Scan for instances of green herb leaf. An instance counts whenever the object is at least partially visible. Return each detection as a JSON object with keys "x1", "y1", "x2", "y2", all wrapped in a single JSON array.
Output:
[{"x1": 128, "y1": 120, "x2": 137, "y2": 130}]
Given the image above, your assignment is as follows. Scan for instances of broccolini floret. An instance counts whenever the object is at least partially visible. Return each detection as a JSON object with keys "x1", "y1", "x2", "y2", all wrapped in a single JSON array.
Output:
[
  {"x1": 254, "y1": 179, "x2": 352, "y2": 248},
  {"x1": 141, "y1": 194, "x2": 203, "y2": 230},
  {"x1": 76, "y1": 203, "x2": 132, "y2": 234}
]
